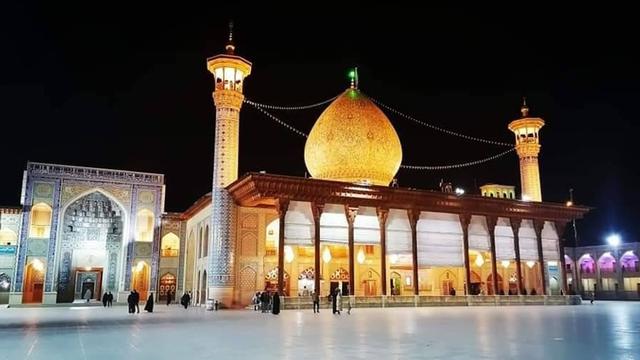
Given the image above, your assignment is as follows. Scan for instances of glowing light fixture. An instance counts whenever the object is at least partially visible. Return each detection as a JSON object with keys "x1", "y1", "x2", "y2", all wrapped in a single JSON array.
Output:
[
  {"x1": 526, "y1": 261, "x2": 536, "y2": 269},
  {"x1": 31, "y1": 259, "x2": 44, "y2": 272},
  {"x1": 606, "y1": 233, "x2": 621, "y2": 247},
  {"x1": 475, "y1": 254, "x2": 485, "y2": 267},
  {"x1": 135, "y1": 261, "x2": 145, "y2": 272},
  {"x1": 390, "y1": 254, "x2": 399, "y2": 264},
  {"x1": 357, "y1": 248, "x2": 366, "y2": 264},
  {"x1": 522, "y1": 195, "x2": 531, "y2": 202},
  {"x1": 322, "y1": 247, "x2": 332, "y2": 263},
  {"x1": 284, "y1": 245, "x2": 294, "y2": 263},
  {"x1": 455, "y1": 188, "x2": 465, "y2": 196},
  {"x1": 501, "y1": 260, "x2": 510, "y2": 268},
  {"x1": 565, "y1": 200, "x2": 573, "y2": 207}
]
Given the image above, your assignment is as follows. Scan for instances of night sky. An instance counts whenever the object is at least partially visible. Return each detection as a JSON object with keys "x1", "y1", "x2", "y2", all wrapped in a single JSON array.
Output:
[{"x1": 2, "y1": 4, "x2": 637, "y2": 246}]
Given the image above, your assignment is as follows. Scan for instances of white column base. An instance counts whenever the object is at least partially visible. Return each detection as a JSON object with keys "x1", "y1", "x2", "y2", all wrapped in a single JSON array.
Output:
[
  {"x1": 43, "y1": 292, "x2": 57, "y2": 304},
  {"x1": 8, "y1": 292, "x2": 22, "y2": 305},
  {"x1": 209, "y1": 286, "x2": 234, "y2": 308}
]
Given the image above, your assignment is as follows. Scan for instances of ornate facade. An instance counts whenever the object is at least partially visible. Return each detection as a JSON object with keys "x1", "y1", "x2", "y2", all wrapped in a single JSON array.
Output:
[{"x1": 1, "y1": 31, "x2": 590, "y2": 308}]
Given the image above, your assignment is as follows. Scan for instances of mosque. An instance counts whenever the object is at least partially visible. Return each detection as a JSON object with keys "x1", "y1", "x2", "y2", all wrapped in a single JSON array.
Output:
[{"x1": 0, "y1": 30, "x2": 590, "y2": 307}]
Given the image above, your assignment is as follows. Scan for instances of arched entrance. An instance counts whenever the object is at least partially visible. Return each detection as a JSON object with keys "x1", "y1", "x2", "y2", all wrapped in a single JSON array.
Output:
[
  {"x1": 360, "y1": 268, "x2": 380, "y2": 296},
  {"x1": 265, "y1": 267, "x2": 289, "y2": 295},
  {"x1": 298, "y1": 267, "x2": 315, "y2": 296},
  {"x1": 439, "y1": 271, "x2": 457, "y2": 296},
  {"x1": 0, "y1": 273, "x2": 11, "y2": 304},
  {"x1": 23, "y1": 260, "x2": 45, "y2": 303},
  {"x1": 131, "y1": 261, "x2": 150, "y2": 301},
  {"x1": 56, "y1": 191, "x2": 124, "y2": 303},
  {"x1": 330, "y1": 267, "x2": 350, "y2": 296},
  {"x1": 200, "y1": 270, "x2": 207, "y2": 304},
  {"x1": 159, "y1": 273, "x2": 176, "y2": 302},
  {"x1": 487, "y1": 273, "x2": 504, "y2": 295},
  {"x1": 390, "y1": 272, "x2": 402, "y2": 295}
]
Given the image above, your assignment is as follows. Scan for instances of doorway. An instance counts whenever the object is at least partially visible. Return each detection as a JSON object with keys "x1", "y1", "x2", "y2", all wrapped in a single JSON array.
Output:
[{"x1": 22, "y1": 261, "x2": 44, "y2": 303}]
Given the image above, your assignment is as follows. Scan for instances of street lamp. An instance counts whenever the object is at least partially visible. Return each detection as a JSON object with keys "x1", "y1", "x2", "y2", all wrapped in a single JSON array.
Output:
[{"x1": 606, "y1": 233, "x2": 621, "y2": 247}]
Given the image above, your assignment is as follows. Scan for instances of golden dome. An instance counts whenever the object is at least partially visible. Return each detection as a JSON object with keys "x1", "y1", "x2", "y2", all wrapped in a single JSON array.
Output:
[{"x1": 304, "y1": 88, "x2": 402, "y2": 186}]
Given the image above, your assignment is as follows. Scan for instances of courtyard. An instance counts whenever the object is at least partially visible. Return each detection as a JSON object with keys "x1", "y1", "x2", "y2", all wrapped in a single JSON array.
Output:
[{"x1": 0, "y1": 302, "x2": 638, "y2": 359}]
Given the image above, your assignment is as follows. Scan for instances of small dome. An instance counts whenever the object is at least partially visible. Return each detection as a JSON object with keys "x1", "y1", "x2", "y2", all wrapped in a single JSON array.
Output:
[{"x1": 304, "y1": 88, "x2": 402, "y2": 186}]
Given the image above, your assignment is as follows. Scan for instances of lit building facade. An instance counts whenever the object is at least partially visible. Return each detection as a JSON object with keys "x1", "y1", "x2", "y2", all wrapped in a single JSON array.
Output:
[
  {"x1": 565, "y1": 243, "x2": 640, "y2": 300},
  {"x1": 0, "y1": 32, "x2": 590, "y2": 307}
]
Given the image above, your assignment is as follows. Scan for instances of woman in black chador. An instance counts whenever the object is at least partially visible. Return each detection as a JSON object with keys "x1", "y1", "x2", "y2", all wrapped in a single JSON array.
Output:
[
  {"x1": 144, "y1": 294, "x2": 154, "y2": 313},
  {"x1": 127, "y1": 291, "x2": 135, "y2": 314},
  {"x1": 272, "y1": 291, "x2": 281, "y2": 315},
  {"x1": 331, "y1": 288, "x2": 338, "y2": 314}
]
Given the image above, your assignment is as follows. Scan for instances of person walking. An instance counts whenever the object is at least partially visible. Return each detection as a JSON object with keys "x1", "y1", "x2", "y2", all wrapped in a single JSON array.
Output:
[
  {"x1": 133, "y1": 289, "x2": 140, "y2": 313},
  {"x1": 261, "y1": 291, "x2": 269, "y2": 313},
  {"x1": 144, "y1": 293, "x2": 154, "y2": 313},
  {"x1": 84, "y1": 288, "x2": 92, "y2": 303},
  {"x1": 102, "y1": 291, "x2": 108, "y2": 307},
  {"x1": 312, "y1": 291, "x2": 320, "y2": 313},
  {"x1": 331, "y1": 288, "x2": 338, "y2": 314},
  {"x1": 590, "y1": 291, "x2": 595, "y2": 304},
  {"x1": 107, "y1": 291, "x2": 113, "y2": 307},
  {"x1": 336, "y1": 289, "x2": 342, "y2": 315},
  {"x1": 180, "y1": 292, "x2": 190, "y2": 309},
  {"x1": 166, "y1": 291, "x2": 172, "y2": 306},
  {"x1": 127, "y1": 291, "x2": 135, "y2": 314},
  {"x1": 252, "y1": 292, "x2": 259, "y2": 311},
  {"x1": 272, "y1": 291, "x2": 281, "y2": 315}
]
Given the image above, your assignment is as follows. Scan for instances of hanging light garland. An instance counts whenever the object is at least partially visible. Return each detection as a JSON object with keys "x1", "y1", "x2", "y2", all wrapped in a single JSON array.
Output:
[
  {"x1": 367, "y1": 95, "x2": 513, "y2": 147},
  {"x1": 244, "y1": 95, "x2": 339, "y2": 111},
  {"x1": 244, "y1": 97, "x2": 516, "y2": 171}
]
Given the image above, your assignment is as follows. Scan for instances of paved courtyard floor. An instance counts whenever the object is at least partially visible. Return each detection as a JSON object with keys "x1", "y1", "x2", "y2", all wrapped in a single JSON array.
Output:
[{"x1": 1, "y1": 302, "x2": 639, "y2": 360}]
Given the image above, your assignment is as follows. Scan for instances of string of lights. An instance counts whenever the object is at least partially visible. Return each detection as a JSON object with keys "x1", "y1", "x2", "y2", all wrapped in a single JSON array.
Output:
[
  {"x1": 399, "y1": 147, "x2": 516, "y2": 170},
  {"x1": 244, "y1": 95, "x2": 339, "y2": 111},
  {"x1": 248, "y1": 102, "x2": 308, "y2": 138},
  {"x1": 246, "y1": 101, "x2": 516, "y2": 171},
  {"x1": 368, "y1": 96, "x2": 513, "y2": 147}
]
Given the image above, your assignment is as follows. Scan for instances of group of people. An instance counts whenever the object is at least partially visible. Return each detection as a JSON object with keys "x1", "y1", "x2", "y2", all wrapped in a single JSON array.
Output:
[
  {"x1": 126, "y1": 289, "x2": 154, "y2": 313},
  {"x1": 252, "y1": 290, "x2": 281, "y2": 314},
  {"x1": 330, "y1": 287, "x2": 352, "y2": 315},
  {"x1": 101, "y1": 291, "x2": 114, "y2": 307}
]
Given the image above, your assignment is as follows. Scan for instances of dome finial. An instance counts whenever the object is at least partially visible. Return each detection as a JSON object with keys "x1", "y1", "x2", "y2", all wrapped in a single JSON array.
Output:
[
  {"x1": 225, "y1": 20, "x2": 235, "y2": 54},
  {"x1": 520, "y1": 96, "x2": 529, "y2": 117}
]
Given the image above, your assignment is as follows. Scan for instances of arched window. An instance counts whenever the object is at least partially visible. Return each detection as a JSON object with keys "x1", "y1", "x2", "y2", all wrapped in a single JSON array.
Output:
[
  {"x1": 202, "y1": 225, "x2": 209, "y2": 257},
  {"x1": 136, "y1": 209, "x2": 155, "y2": 242},
  {"x1": 30, "y1": 203, "x2": 52, "y2": 238},
  {"x1": 161, "y1": 233, "x2": 180, "y2": 257},
  {"x1": 265, "y1": 219, "x2": 279, "y2": 256},
  {"x1": 0, "y1": 229, "x2": 17, "y2": 245}
]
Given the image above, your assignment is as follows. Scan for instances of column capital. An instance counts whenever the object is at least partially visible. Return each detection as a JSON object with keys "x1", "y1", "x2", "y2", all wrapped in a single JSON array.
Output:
[
  {"x1": 376, "y1": 207, "x2": 389, "y2": 226},
  {"x1": 344, "y1": 205, "x2": 358, "y2": 225},
  {"x1": 509, "y1": 217, "x2": 522, "y2": 235},
  {"x1": 458, "y1": 213, "x2": 471, "y2": 230},
  {"x1": 407, "y1": 209, "x2": 420, "y2": 231},
  {"x1": 554, "y1": 221, "x2": 569, "y2": 244},
  {"x1": 311, "y1": 202, "x2": 324, "y2": 223},
  {"x1": 486, "y1": 216, "x2": 498, "y2": 235},
  {"x1": 533, "y1": 219, "x2": 545, "y2": 238},
  {"x1": 275, "y1": 199, "x2": 290, "y2": 217}
]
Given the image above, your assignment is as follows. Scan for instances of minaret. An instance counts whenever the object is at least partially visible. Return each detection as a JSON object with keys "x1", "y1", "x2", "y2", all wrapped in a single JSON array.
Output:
[
  {"x1": 206, "y1": 22, "x2": 252, "y2": 306},
  {"x1": 508, "y1": 99, "x2": 545, "y2": 202}
]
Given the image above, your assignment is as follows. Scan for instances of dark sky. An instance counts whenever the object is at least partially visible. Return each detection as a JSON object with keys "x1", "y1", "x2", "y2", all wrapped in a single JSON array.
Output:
[{"x1": 1, "y1": 4, "x2": 637, "y2": 246}]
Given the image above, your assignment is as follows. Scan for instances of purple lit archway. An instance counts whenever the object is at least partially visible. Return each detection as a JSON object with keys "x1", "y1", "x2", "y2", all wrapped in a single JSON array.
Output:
[
  {"x1": 598, "y1": 252, "x2": 616, "y2": 273},
  {"x1": 578, "y1": 254, "x2": 595, "y2": 274},
  {"x1": 620, "y1": 251, "x2": 639, "y2": 273}
]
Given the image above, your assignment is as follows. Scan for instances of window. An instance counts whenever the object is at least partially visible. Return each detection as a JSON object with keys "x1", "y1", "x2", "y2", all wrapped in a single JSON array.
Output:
[
  {"x1": 29, "y1": 203, "x2": 52, "y2": 238},
  {"x1": 136, "y1": 209, "x2": 155, "y2": 242},
  {"x1": 161, "y1": 233, "x2": 180, "y2": 257},
  {"x1": 0, "y1": 229, "x2": 17, "y2": 245}
]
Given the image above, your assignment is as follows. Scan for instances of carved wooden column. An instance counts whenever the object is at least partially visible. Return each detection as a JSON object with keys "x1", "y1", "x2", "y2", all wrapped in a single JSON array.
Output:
[
  {"x1": 345, "y1": 206, "x2": 358, "y2": 296},
  {"x1": 459, "y1": 213, "x2": 472, "y2": 295},
  {"x1": 377, "y1": 208, "x2": 389, "y2": 295},
  {"x1": 276, "y1": 199, "x2": 289, "y2": 296},
  {"x1": 487, "y1": 216, "x2": 499, "y2": 295},
  {"x1": 555, "y1": 221, "x2": 569, "y2": 295},
  {"x1": 408, "y1": 209, "x2": 420, "y2": 296},
  {"x1": 510, "y1": 218, "x2": 524, "y2": 294},
  {"x1": 534, "y1": 220, "x2": 547, "y2": 295},
  {"x1": 312, "y1": 203, "x2": 324, "y2": 296}
]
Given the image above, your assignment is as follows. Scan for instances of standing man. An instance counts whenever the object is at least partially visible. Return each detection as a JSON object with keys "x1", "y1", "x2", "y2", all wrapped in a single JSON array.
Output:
[
  {"x1": 312, "y1": 291, "x2": 320, "y2": 313},
  {"x1": 133, "y1": 289, "x2": 140, "y2": 313},
  {"x1": 107, "y1": 291, "x2": 113, "y2": 307}
]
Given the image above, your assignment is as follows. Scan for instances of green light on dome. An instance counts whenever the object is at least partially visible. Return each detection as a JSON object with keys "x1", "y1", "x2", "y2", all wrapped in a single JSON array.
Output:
[{"x1": 348, "y1": 70, "x2": 356, "y2": 79}]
